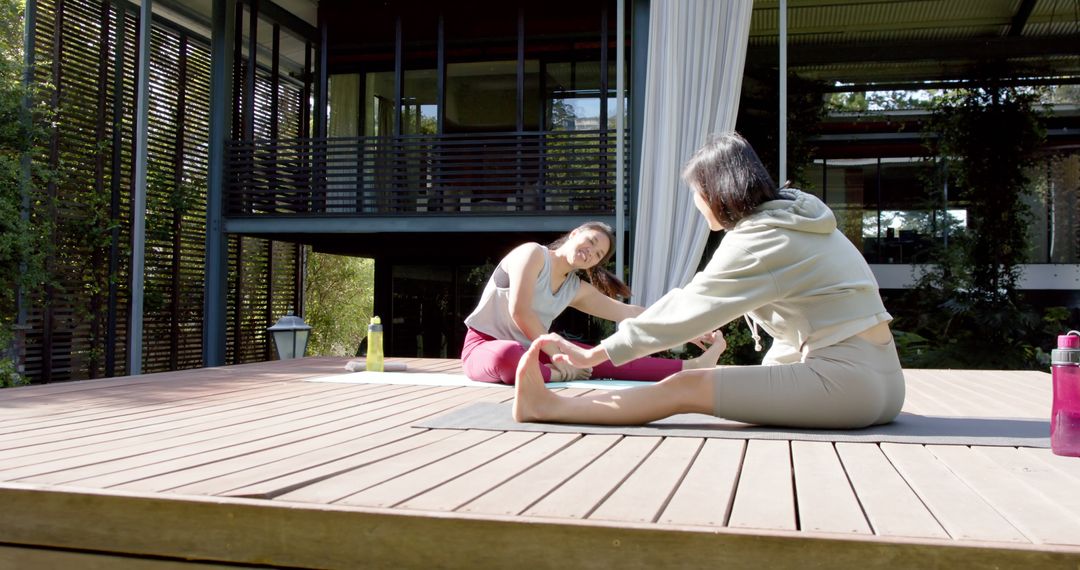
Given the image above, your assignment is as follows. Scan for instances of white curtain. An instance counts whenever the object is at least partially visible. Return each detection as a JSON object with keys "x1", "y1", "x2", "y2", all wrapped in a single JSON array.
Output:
[
  {"x1": 630, "y1": 0, "x2": 752, "y2": 306},
  {"x1": 327, "y1": 74, "x2": 360, "y2": 212}
]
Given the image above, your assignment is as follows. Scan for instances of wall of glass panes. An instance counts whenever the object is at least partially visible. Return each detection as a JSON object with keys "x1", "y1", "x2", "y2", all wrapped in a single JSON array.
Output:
[
  {"x1": 328, "y1": 63, "x2": 623, "y2": 137},
  {"x1": 803, "y1": 152, "x2": 1079, "y2": 265}
]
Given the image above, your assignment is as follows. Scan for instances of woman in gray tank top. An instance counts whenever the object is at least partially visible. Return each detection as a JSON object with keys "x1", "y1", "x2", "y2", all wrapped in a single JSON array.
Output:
[{"x1": 461, "y1": 222, "x2": 725, "y2": 384}]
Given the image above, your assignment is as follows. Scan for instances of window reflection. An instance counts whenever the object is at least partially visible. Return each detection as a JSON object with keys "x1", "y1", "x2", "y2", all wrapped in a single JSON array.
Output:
[
  {"x1": 328, "y1": 73, "x2": 360, "y2": 137},
  {"x1": 445, "y1": 60, "x2": 540, "y2": 132},
  {"x1": 403, "y1": 70, "x2": 438, "y2": 135},
  {"x1": 814, "y1": 152, "x2": 1079, "y2": 265},
  {"x1": 364, "y1": 71, "x2": 393, "y2": 137},
  {"x1": 822, "y1": 158, "x2": 875, "y2": 255},
  {"x1": 545, "y1": 61, "x2": 622, "y2": 131},
  {"x1": 818, "y1": 157, "x2": 953, "y2": 264},
  {"x1": 358, "y1": 70, "x2": 440, "y2": 137},
  {"x1": 1030, "y1": 153, "x2": 1080, "y2": 264}
]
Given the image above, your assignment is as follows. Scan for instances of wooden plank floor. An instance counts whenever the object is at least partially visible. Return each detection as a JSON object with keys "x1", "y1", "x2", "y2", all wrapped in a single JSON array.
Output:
[{"x1": 2, "y1": 357, "x2": 1079, "y2": 569}]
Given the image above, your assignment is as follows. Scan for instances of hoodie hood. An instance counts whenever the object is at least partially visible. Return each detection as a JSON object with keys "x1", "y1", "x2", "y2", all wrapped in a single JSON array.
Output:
[{"x1": 736, "y1": 189, "x2": 836, "y2": 235}]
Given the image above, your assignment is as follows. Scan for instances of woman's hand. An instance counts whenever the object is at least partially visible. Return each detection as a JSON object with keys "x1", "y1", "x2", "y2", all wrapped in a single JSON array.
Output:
[
  {"x1": 543, "y1": 333, "x2": 608, "y2": 369},
  {"x1": 549, "y1": 358, "x2": 592, "y2": 381},
  {"x1": 689, "y1": 329, "x2": 723, "y2": 351},
  {"x1": 531, "y1": 333, "x2": 593, "y2": 381}
]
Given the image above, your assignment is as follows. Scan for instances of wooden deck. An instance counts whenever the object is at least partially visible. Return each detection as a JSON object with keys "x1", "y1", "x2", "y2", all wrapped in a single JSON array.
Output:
[{"x1": 2, "y1": 357, "x2": 1079, "y2": 569}]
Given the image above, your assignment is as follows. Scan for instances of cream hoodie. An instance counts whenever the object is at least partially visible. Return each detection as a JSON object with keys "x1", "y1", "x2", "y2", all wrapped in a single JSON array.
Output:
[{"x1": 602, "y1": 190, "x2": 891, "y2": 366}]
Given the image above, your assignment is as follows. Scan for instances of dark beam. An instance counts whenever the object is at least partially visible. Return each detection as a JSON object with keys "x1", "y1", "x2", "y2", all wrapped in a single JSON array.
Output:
[
  {"x1": 223, "y1": 215, "x2": 617, "y2": 236},
  {"x1": 155, "y1": 0, "x2": 316, "y2": 42},
  {"x1": 750, "y1": 34, "x2": 1080, "y2": 67},
  {"x1": 1009, "y1": 0, "x2": 1038, "y2": 37},
  {"x1": 252, "y1": 0, "x2": 317, "y2": 41}
]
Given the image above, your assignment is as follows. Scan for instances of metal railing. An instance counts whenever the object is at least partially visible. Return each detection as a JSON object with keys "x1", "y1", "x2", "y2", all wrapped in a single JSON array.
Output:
[{"x1": 225, "y1": 130, "x2": 623, "y2": 216}]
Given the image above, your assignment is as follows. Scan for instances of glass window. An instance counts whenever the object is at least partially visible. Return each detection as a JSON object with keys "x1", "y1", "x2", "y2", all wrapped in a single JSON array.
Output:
[
  {"x1": 392, "y1": 263, "x2": 494, "y2": 358},
  {"x1": 823, "y1": 158, "x2": 875, "y2": 257},
  {"x1": 363, "y1": 70, "x2": 452, "y2": 136},
  {"x1": 1030, "y1": 152, "x2": 1080, "y2": 264},
  {"x1": 875, "y1": 158, "x2": 942, "y2": 263},
  {"x1": 402, "y1": 69, "x2": 438, "y2": 135},
  {"x1": 391, "y1": 265, "x2": 454, "y2": 358},
  {"x1": 364, "y1": 71, "x2": 395, "y2": 137},
  {"x1": 328, "y1": 73, "x2": 360, "y2": 137},
  {"x1": 820, "y1": 157, "x2": 955, "y2": 264},
  {"x1": 814, "y1": 150, "x2": 1078, "y2": 267},
  {"x1": 1049, "y1": 153, "x2": 1079, "y2": 263},
  {"x1": 544, "y1": 61, "x2": 624, "y2": 132},
  {"x1": 444, "y1": 60, "x2": 540, "y2": 132},
  {"x1": 326, "y1": 74, "x2": 361, "y2": 212},
  {"x1": 1024, "y1": 170, "x2": 1051, "y2": 264}
]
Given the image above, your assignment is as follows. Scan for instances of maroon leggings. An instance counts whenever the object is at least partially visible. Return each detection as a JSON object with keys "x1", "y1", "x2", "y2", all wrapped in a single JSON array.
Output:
[{"x1": 461, "y1": 327, "x2": 683, "y2": 385}]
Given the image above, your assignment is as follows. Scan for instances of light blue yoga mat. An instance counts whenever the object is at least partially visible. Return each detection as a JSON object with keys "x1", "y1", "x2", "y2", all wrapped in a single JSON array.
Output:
[
  {"x1": 303, "y1": 371, "x2": 650, "y2": 390},
  {"x1": 415, "y1": 401, "x2": 1051, "y2": 447}
]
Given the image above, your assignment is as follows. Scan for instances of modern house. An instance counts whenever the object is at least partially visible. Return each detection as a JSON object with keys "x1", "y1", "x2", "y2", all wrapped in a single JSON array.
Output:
[{"x1": 13, "y1": 0, "x2": 1080, "y2": 381}]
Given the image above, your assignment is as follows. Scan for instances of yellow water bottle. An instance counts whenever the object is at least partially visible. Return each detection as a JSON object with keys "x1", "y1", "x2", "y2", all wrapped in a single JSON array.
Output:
[{"x1": 366, "y1": 316, "x2": 384, "y2": 372}]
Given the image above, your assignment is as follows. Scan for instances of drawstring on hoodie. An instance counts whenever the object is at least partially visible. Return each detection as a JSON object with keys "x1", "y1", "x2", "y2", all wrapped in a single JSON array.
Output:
[{"x1": 743, "y1": 315, "x2": 763, "y2": 352}]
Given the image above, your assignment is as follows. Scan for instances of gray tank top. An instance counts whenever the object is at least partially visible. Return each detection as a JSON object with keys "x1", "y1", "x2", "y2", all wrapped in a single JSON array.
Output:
[{"x1": 464, "y1": 249, "x2": 581, "y2": 347}]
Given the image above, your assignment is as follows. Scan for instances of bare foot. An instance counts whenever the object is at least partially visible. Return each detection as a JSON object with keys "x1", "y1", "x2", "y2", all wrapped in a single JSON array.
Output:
[
  {"x1": 572, "y1": 366, "x2": 593, "y2": 380},
  {"x1": 551, "y1": 362, "x2": 592, "y2": 382},
  {"x1": 513, "y1": 335, "x2": 563, "y2": 422},
  {"x1": 683, "y1": 330, "x2": 727, "y2": 370}
]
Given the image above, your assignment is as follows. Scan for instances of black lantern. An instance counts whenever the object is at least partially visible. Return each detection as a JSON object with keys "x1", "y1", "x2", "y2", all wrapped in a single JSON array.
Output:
[{"x1": 267, "y1": 314, "x2": 312, "y2": 360}]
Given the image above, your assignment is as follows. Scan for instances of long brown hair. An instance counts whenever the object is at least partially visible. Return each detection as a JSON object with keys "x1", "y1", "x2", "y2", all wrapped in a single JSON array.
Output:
[
  {"x1": 548, "y1": 221, "x2": 631, "y2": 299},
  {"x1": 681, "y1": 132, "x2": 780, "y2": 228}
]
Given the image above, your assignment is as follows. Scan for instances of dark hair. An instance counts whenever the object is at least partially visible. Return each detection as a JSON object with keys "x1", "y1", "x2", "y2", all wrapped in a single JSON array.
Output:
[
  {"x1": 681, "y1": 132, "x2": 781, "y2": 228},
  {"x1": 548, "y1": 221, "x2": 631, "y2": 299}
]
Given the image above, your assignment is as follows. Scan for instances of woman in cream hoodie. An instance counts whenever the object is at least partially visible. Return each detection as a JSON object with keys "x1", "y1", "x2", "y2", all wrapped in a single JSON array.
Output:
[{"x1": 513, "y1": 132, "x2": 905, "y2": 429}]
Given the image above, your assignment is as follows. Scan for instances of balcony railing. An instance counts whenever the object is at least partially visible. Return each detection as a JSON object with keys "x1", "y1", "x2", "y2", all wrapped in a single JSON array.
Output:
[{"x1": 225, "y1": 130, "x2": 624, "y2": 217}]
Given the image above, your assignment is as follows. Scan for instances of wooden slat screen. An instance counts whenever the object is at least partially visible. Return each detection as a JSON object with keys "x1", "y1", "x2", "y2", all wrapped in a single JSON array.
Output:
[
  {"x1": 23, "y1": 0, "x2": 128, "y2": 381},
  {"x1": 23, "y1": 0, "x2": 305, "y2": 382},
  {"x1": 140, "y1": 24, "x2": 208, "y2": 373},
  {"x1": 226, "y1": 37, "x2": 304, "y2": 366}
]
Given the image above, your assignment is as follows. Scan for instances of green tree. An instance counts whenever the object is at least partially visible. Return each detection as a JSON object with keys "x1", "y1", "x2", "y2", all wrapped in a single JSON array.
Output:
[
  {"x1": 896, "y1": 84, "x2": 1066, "y2": 369},
  {"x1": 1043, "y1": 84, "x2": 1080, "y2": 105},
  {"x1": 0, "y1": 0, "x2": 48, "y2": 387},
  {"x1": 303, "y1": 250, "x2": 375, "y2": 356},
  {"x1": 549, "y1": 98, "x2": 577, "y2": 131},
  {"x1": 827, "y1": 89, "x2": 941, "y2": 112}
]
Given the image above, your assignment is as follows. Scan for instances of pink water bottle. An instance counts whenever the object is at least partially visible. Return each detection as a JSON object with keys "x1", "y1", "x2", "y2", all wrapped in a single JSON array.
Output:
[{"x1": 1051, "y1": 330, "x2": 1080, "y2": 457}]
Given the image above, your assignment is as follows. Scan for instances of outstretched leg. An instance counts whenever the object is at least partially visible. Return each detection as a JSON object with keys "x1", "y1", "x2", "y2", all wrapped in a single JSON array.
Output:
[
  {"x1": 461, "y1": 334, "x2": 553, "y2": 385},
  {"x1": 514, "y1": 334, "x2": 716, "y2": 425}
]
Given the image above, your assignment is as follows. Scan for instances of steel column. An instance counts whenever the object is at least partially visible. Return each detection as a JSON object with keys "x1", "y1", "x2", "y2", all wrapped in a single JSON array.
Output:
[{"x1": 203, "y1": 0, "x2": 236, "y2": 367}]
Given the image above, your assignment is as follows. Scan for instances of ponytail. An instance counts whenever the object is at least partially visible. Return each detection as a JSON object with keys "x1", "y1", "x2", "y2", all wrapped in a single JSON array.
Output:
[{"x1": 586, "y1": 266, "x2": 631, "y2": 299}]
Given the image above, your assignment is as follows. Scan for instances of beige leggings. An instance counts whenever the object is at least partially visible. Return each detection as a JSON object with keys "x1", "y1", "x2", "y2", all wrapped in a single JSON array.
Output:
[{"x1": 710, "y1": 334, "x2": 905, "y2": 429}]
